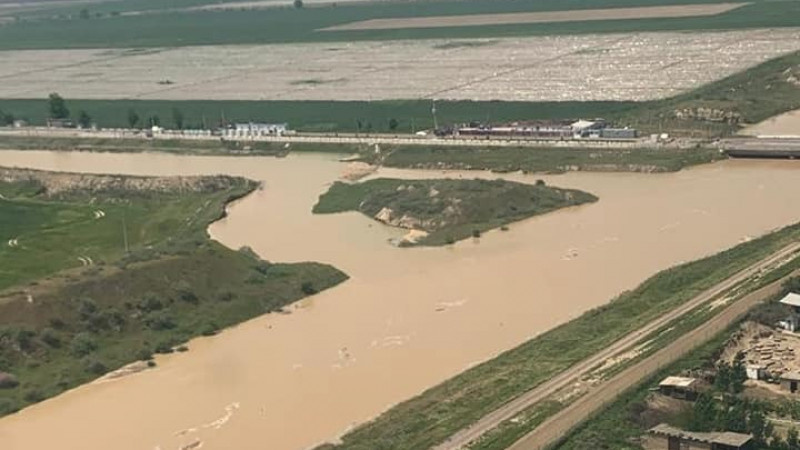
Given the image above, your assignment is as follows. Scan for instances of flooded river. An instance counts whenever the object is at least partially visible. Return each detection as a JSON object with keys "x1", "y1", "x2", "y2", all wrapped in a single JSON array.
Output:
[{"x1": 0, "y1": 150, "x2": 799, "y2": 450}]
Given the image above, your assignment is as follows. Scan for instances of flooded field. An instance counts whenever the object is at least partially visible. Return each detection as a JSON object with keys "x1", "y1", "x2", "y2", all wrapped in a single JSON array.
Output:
[
  {"x1": 0, "y1": 151, "x2": 799, "y2": 450},
  {"x1": 741, "y1": 108, "x2": 800, "y2": 137},
  {"x1": 1, "y1": 29, "x2": 799, "y2": 101}
]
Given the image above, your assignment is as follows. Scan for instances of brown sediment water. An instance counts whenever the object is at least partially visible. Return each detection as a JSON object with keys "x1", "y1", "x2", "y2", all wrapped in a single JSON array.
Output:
[{"x1": 0, "y1": 150, "x2": 799, "y2": 450}]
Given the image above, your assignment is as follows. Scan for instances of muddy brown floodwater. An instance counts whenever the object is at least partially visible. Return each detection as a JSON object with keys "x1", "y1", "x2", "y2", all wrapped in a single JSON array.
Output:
[{"x1": 0, "y1": 150, "x2": 799, "y2": 450}]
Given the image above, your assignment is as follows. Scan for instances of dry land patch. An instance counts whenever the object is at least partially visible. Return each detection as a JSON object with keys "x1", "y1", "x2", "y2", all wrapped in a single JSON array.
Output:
[{"x1": 323, "y1": 3, "x2": 747, "y2": 31}]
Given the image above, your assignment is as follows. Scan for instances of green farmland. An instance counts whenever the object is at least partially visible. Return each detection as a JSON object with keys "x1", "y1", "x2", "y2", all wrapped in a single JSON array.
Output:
[
  {"x1": 0, "y1": 167, "x2": 347, "y2": 416},
  {"x1": 0, "y1": 0, "x2": 798, "y2": 49}
]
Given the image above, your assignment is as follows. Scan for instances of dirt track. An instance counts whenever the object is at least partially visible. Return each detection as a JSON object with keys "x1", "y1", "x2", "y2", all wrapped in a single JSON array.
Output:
[
  {"x1": 435, "y1": 242, "x2": 800, "y2": 450},
  {"x1": 508, "y1": 253, "x2": 800, "y2": 449}
]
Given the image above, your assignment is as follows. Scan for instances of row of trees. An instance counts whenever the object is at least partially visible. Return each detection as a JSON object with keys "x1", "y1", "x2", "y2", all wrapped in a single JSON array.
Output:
[
  {"x1": 691, "y1": 394, "x2": 800, "y2": 449},
  {"x1": 48, "y1": 93, "x2": 92, "y2": 128},
  {"x1": 126, "y1": 108, "x2": 184, "y2": 129}
]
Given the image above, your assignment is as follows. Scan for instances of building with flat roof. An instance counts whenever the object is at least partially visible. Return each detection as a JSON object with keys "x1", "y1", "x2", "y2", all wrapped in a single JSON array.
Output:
[
  {"x1": 658, "y1": 376, "x2": 698, "y2": 400},
  {"x1": 647, "y1": 424, "x2": 753, "y2": 450},
  {"x1": 781, "y1": 371, "x2": 800, "y2": 394}
]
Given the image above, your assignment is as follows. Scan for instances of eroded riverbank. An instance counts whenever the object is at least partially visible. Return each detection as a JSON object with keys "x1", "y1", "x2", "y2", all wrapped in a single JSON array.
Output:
[{"x1": 0, "y1": 151, "x2": 798, "y2": 450}]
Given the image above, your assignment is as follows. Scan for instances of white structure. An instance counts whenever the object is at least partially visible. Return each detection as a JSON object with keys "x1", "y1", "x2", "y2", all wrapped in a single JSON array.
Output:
[
  {"x1": 779, "y1": 292, "x2": 800, "y2": 332},
  {"x1": 746, "y1": 364, "x2": 765, "y2": 380},
  {"x1": 226, "y1": 122, "x2": 288, "y2": 138}
]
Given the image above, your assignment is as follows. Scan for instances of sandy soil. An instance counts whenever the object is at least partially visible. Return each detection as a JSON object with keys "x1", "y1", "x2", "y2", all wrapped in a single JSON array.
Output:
[
  {"x1": 323, "y1": 3, "x2": 746, "y2": 31},
  {"x1": 740, "y1": 109, "x2": 800, "y2": 137},
  {"x1": 1, "y1": 29, "x2": 798, "y2": 102}
]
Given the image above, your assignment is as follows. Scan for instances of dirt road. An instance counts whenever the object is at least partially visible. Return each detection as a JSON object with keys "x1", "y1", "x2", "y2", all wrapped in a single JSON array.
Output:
[{"x1": 435, "y1": 242, "x2": 800, "y2": 450}]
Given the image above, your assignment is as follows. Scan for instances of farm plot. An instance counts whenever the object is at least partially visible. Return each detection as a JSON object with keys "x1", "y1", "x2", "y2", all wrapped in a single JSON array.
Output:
[{"x1": 1, "y1": 28, "x2": 799, "y2": 102}]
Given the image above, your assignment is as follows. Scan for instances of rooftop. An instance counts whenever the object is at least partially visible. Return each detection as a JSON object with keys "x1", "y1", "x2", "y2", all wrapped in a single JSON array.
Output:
[
  {"x1": 782, "y1": 371, "x2": 800, "y2": 382},
  {"x1": 659, "y1": 376, "x2": 697, "y2": 388},
  {"x1": 649, "y1": 424, "x2": 752, "y2": 447},
  {"x1": 780, "y1": 292, "x2": 800, "y2": 308}
]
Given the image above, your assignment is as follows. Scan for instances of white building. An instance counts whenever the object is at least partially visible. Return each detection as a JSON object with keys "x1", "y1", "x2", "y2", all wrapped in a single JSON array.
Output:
[
  {"x1": 226, "y1": 122, "x2": 288, "y2": 138},
  {"x1": 779, "y1": 292, "x2": 800, "y2": 332}
]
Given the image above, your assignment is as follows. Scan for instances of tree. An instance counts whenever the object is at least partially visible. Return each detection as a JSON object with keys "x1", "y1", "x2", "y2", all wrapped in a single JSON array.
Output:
[
  {"x1": 47, "y1": 93, "x2": 69, "y2": 119},
  {"x1": 388, "y1": 118, "x2": 399, "y2": 131},
  {"x1": 293, "y1": 0, "x2": 303, "y2": 8},
  {"x1": 127, "y1": 109, "x2": 140, "y2": 129},
  {"x1": 748, "y1": 408, "x2": 773, "y2": 446},
  {"x1": 0, "y1": 111, "x2": 14, "y2": 126},
  {"x1": 715, "y1": 362, "x2": 732, "y2": 392},
  {"x1": 172, "y1": 108, "x2": 184, "y2": 130},
  {"x1": 787, "y1": 427, "x2": 800, "y2": 450},
  {"x1": 79, "y1": 8, "x2": 90, "y2": 19},
  {"x1": 691, "y1": 393, "x2": 717, "y2": 432},
  {"x1": 77, "y1": 110, "x2": 92, "y2": 128},
  {"x1": 731, "y1": 352, "x2": 748, "y2": 393},
  {"x1": 148, "y1": 115, "x2": 161, "y2": 127}
]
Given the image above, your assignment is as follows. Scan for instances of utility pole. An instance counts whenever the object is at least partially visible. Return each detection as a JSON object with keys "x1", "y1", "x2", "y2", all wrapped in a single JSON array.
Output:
[
  {"x1": 122, "y1": 212, "x2": 129, "y2": 254},
  {"x1": 431, "y1": 99, "x2": 439, "y2": 131}
]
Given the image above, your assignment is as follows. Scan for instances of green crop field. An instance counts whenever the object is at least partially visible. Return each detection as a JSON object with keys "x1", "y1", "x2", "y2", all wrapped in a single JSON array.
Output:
[
  {"x1": 0, "y1": 0, "x2": 798, "y2": 49},
  {"x1": 0, "y1": 167, "x2": 348, "y2": 416}
]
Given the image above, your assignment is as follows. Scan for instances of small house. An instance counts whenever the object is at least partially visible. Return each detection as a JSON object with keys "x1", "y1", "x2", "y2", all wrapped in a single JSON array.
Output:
[
  {"x1": 647, "y1": 424, "x2": 753, "y2": 450},
  {"x1": 745, "y1": 364, "x2": 764, "y2": 381},
  {"x1": 778, "y1": 292, "x2": 800, "y2": 332},
  {"x1": 658, "y1": 376, "x2": 698, "y2": 400},
  {"x1": 780, "y1": 371, "x2": 800, "y2": 394}
]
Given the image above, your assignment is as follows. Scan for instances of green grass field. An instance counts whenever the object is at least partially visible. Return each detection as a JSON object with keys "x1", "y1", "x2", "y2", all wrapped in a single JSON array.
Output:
[
  {"x1": 0, "y1": 171, "x2": 254, "y2": 291},
  {"x1": 0, "y1": 167, "x2": 348, "y2": 416},
  {"x1": 313, "y1": 178, "x2": 597, "y2": 245},
  {"x1": 364, "y1": 145, "x2": 724, "y2": 173},
  {"x1": 317, "y1": 222, "x2": 800, "y2": 450},
  {"x1": 0, "y1": 0, "x2": 798, "y2": 49}
]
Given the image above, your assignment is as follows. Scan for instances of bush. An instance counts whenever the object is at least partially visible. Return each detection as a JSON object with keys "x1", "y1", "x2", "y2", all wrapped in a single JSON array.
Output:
[
  {"x1": 23, "y1": 389, "x2": 44, "y2": 403},
  {"x1": 154, "y1": 341, "x2": 174, "y2": 354},
  {"x1": 301, "y1": 282, "x2": 317, "y2": 295},
  {"x1": 200, "y1": 322, "x2": 219, "y2": 336},
  {"x1": 70, "y1": 332, "x2": 97, "y2": 357},
  {"x1": 144, "y1": 312, "x2": 176, "y2": 331},
  {"x1": 216, "y1": 291, "x2": 236, "y2": 302},
  {"x1": 0, "y1": 372, "x2": 19, "y2": 389},
  {"x1": 472, "y1": 229, "x2": 481, "y2": 238},
  {"x1": 40, "y1": 328, "x2": 61, "y2": 347},
  {"x1": 84, "y1": 358, "x2": 107, "y2": 375}
]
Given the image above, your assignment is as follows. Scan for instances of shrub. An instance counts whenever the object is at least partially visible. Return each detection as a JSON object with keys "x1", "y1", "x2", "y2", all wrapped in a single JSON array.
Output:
[
  {"x1": 23, "y1": 389, "x2": 44, "y2": 403},
  {"x1": 70, "y1": 332, "x2": 97, "y2": 357},
  {"x1": 301, "y1": 282, "x2": 317, "y2": 295},
  {"x1": 472, "y1": 229, "x2": 481, "y2": 238},
  {"x1": 144, "y1": 312, "x2": 176, "y2": 331},
  {"x1": 83, "y1": 358, "x2": 108, "y2": 375},
  {"x1": 40, "y1": 328, "x2": 61, "y2": 348},
  {"x1": 154, "y1": 342, "x2": 174, "y2": 354},
  {"x1": 0, "y1": 372, "x2": 19, "y2": 389}
]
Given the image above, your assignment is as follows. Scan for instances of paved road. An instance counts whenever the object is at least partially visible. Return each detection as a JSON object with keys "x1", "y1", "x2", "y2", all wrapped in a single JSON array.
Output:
[
  {"x1": 434, "y1": 242, "x2": 800, "y2": 450},
  {"x1": 510, "y1": 266, "x2": 800, "y2": 450}
]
